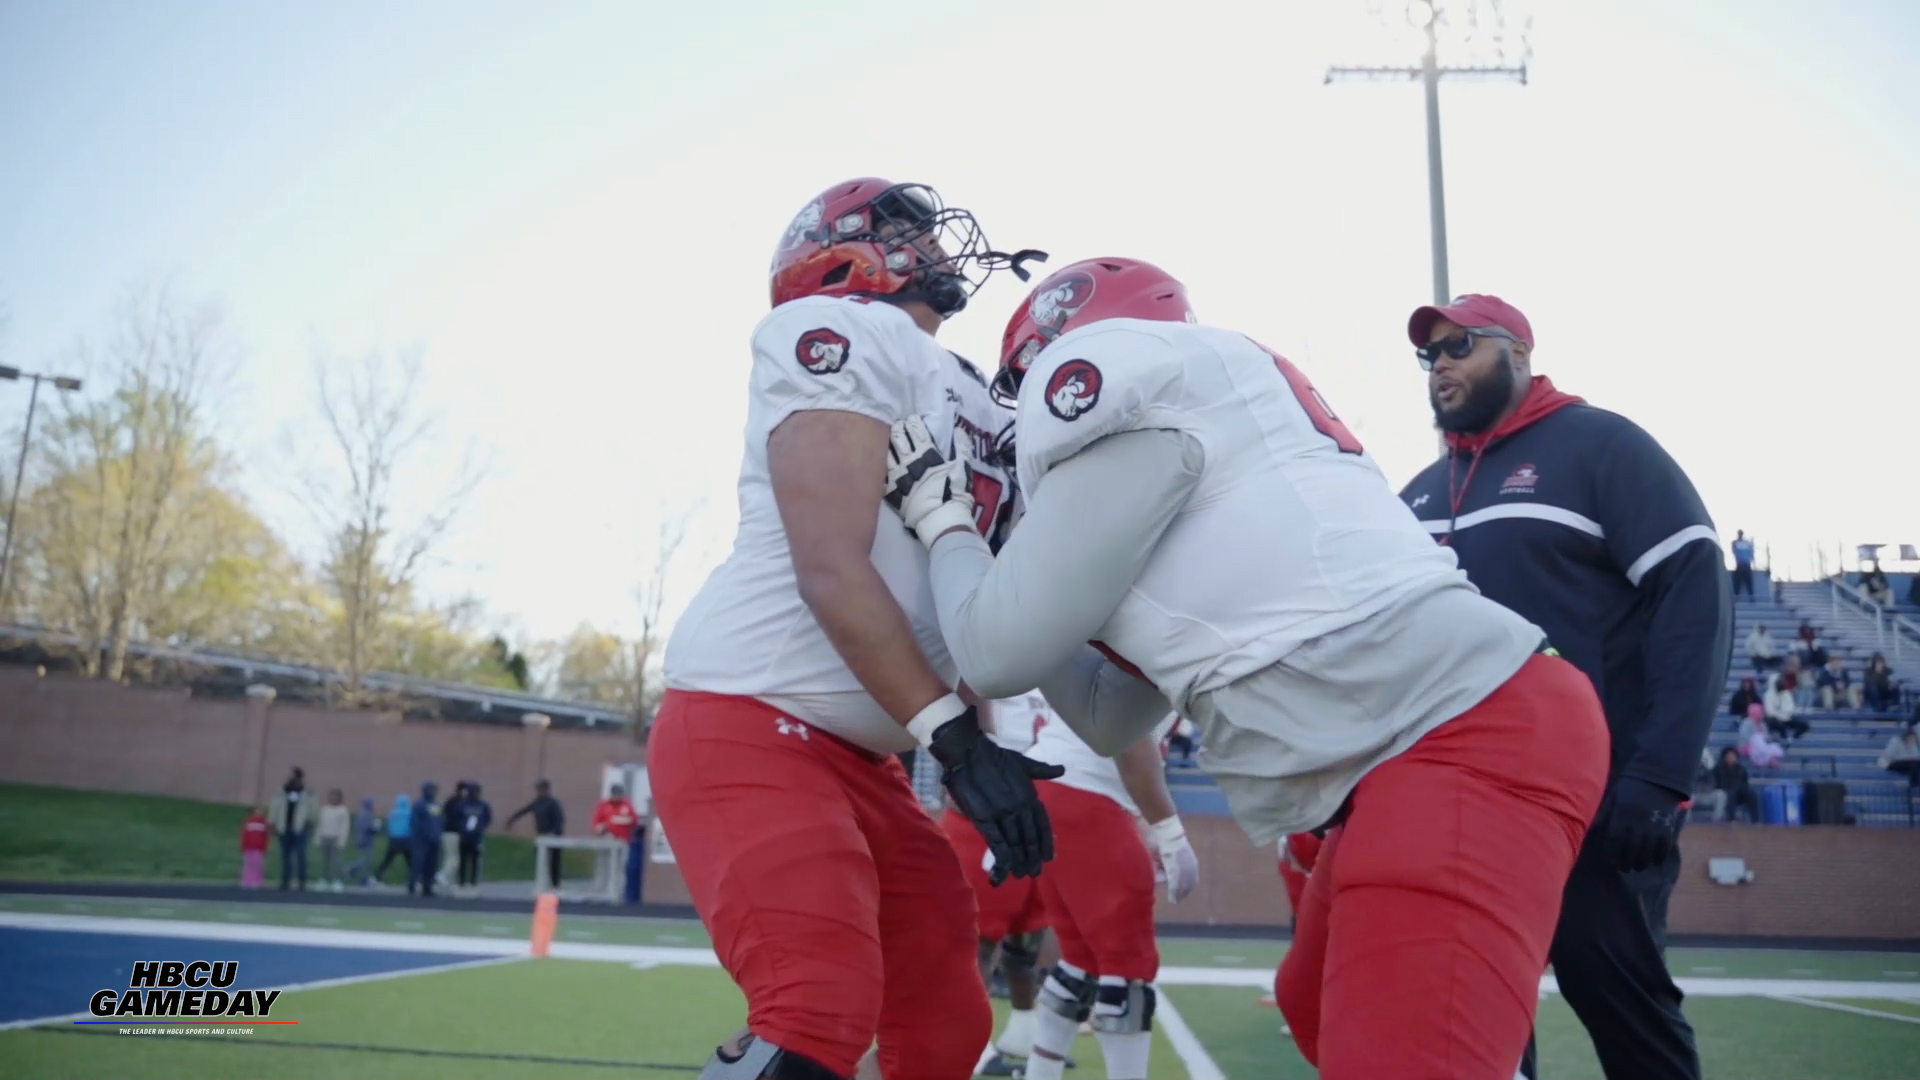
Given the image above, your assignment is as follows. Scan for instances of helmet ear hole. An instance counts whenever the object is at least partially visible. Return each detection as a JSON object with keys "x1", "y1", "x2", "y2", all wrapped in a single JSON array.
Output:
[{"x1": 820, "y1": 262, "x2": 852, "y2": 287}]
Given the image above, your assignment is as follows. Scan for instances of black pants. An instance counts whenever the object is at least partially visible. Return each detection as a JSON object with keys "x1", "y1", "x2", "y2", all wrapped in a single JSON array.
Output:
[
  {"x1": 1522, "y1": 813, "x2": 1700, "y2": 1080},
  {"x1": 278, "y1": 831, "x2": 308, "y2": 890},
  {"x1": 408, "y1": 838, "x2": 438, "y2": 896},
  {"x1": 1724, "y1": 784, "x2": 1762, "y2": 822},
  {"x1": 457, "y1": 838, "x2": 484, "y2": 886},
  {"x1": 544, "y1": 842, "x2": 564, "y2": 889},
  {"x1": 1732, "y1": 565, "x2": 1753, "y2": 597},
  {"x1": 375, "y1": 837, "x2": 412, "y2": 882}
]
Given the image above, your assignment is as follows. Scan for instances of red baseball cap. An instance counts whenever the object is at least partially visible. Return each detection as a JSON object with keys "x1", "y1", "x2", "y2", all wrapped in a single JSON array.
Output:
[{"x1": 1407, "y1": 294, "x2": 1534, "y2": 348}]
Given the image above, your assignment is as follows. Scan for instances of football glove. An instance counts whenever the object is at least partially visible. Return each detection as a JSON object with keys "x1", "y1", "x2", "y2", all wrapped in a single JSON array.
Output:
[
  {"x1": 910, "y1": 695, "x2": 1064, "y2": 884},
  {"x1": 1147, "y1": 815, "x2": 1200, "y2": 903},
  {"x1": 884, "y1": 416, "x2": 976, "y2": 548},
  {"x1": 1604, "y1": 776, "x2": 1684, "y2": 874}
]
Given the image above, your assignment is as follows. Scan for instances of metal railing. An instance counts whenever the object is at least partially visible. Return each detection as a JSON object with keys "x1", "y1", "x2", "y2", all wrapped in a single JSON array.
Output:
[{"x1": 1829, "y1": 578, "x2": 1912, "y2": 664}]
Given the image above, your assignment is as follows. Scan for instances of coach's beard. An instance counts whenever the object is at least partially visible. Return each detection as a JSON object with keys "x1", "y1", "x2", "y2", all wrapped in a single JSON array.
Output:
[{"x1": 1431, "y1": 346, "x2": 1518, "y2": 435}]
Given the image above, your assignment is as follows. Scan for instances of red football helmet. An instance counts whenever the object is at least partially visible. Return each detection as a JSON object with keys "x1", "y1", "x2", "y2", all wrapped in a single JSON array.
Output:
[
  {"x1": 769, "y1": 178, "x2": 1044, "y2": 318},
  {"x1": 995, "y1": 257, "x2": 1195, "y2": 405}
]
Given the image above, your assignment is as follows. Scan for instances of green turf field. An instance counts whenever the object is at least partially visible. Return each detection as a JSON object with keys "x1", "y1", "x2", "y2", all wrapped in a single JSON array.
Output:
[{"x1": 4, "y1": 894, "x2": 1919, "y2": 1079}]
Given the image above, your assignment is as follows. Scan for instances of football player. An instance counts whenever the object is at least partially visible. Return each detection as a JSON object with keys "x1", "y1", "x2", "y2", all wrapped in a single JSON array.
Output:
[
  {"x1": 878, "y1": 257, "x2": 1610, "y2": 1080},
  {"x1": 651, "y1": 178, "x2": 1057, "y2": 1080}
]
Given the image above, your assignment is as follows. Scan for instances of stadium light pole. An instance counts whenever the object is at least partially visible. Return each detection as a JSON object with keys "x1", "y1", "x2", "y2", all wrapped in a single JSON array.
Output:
[
  {"x1": 1325, "y1": 0, "x2": 1532, "y2": 307},
  {"x1": 0, "y1": 366, "x2": 84, "y2": 614}
]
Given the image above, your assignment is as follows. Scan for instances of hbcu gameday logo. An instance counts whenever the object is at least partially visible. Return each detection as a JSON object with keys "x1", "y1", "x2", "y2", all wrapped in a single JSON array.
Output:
[
  {"x1": 88, "y1": 961, "x2": 284, "y2": 1019},
  {"x1": 1045, "y1": 360, "x2": 1102, "y2": 422}
]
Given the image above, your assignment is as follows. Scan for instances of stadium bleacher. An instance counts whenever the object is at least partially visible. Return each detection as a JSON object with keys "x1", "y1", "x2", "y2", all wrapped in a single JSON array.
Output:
[{"x1": 1165, "y1": 572, "x2": 1919, "y2": 828}]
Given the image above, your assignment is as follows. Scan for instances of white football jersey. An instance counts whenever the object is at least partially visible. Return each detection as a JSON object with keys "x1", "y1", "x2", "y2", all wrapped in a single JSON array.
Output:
[
  {"x1": 667, "y1": 296, "x2": 986, "y2": 753},
  {"x1": 946, "y1": 352, "x2": 1021, "y2": 551},
  {"x1": 1026, "y1": 691, "x2": 1178, "y2": 816},
  {"x1": 1014, "y1": 318, "x2": 1490, "y2": 715}
]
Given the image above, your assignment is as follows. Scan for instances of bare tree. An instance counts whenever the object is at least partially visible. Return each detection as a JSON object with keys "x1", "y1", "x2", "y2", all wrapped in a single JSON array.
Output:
[
  {"x1": 301, "y1": 347, "x2": 481, "y2": 702},
  {"x1": 26, "y1": 281, "x2": 227, "y2": 678},
  {"x1": 631, "y1": 502, "x2": 700, "y2": 736}
]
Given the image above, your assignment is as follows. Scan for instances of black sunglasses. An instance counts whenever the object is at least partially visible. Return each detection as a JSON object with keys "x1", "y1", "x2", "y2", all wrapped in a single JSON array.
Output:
[{"x1": 1416, "y1": 327, "x2": 1516, "y2": 371}]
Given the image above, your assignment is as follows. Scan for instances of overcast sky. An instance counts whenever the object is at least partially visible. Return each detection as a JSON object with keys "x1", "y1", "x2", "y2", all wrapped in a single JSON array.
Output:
[{"x1": 2, "y1": 0, "x2": 1915, "y2": 646}]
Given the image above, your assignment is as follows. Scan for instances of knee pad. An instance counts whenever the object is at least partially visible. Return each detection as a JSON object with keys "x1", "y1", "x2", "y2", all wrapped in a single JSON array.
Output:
[
  {"x1": 1089, "y1": 978, "x2": 1155, "y2": 1034},
  {"x1": 698, "y1": 1032, "x2": 847, "y2": 1080},
  {"x1": 999, "y1": 931, "x2": 1043, "y2": 977},
  {"x1": 1038, "y1": 962, "x2": 1096, "y2": 1023}
]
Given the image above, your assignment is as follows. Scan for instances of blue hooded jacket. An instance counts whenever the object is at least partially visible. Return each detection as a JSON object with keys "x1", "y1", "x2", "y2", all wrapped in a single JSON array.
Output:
[
  {"x1": 388, "y1": 794, "x2": 413, "y2": 839},
  {"x1": 352, "y1": 797, "x2": 381, "y2": 848},
  {"x1": 411, "y1": 782, "x2": 444, "y2": 845}
]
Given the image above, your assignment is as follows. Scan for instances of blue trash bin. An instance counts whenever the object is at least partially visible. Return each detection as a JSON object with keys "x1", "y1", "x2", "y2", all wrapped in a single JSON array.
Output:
[
  {"x1": 1781, "y1": 783, "x2": 1804, "y2": 826},
  {"x1": 1761, "y1": 783, "x2": 1786, "y2": 825}
]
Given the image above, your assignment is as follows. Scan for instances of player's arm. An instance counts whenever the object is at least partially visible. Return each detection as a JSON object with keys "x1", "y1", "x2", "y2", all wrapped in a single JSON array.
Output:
[
  {"x1": 770, "y1": 409, "x2": 953, "y2": 723},
  {"x1": 1115, "y1": 735, "x2": 1200, "y2": 902},
  {"x1": 906, "y1": 426, "x2": 1205, "y2": 699},
  {"x1": 1036, "y1": 647, "x2": 1176, "y2": 757}
]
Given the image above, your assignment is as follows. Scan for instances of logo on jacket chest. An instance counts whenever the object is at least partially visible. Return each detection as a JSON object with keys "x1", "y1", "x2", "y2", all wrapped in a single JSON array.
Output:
[{"x1": 1499, "y1": 463, "x2": 1540, "y2": 496}]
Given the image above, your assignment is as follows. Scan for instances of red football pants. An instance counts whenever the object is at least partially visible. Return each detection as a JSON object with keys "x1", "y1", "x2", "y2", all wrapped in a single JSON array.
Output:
[
  {"x1": 1276, "y1": 654, "x2": 1608, "y2": 1080},
  {"x1": 649, "y1": 691, "x2": 991, "y2": 1079},
  {"x1": 941, "y1": 808, "x2": 1048, "y2": 941},
  {"x1": 1035, "y1": 781, "x2": 1160, "y2": 981}
]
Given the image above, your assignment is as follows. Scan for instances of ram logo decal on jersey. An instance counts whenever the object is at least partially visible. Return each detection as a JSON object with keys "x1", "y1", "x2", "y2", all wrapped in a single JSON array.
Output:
[
  {"x1": 782, "y1": 200, "x2": 824, "y2": 250},
  {"x1": 1029, "y1": 271, "x2": 1096, "y2": 333},
  {"x1": 795, "y1": 327, "x2": 851, "y2": 375},
  {"x1": 1046, "y1": 359, "x2": 1103, "y2": 421}
]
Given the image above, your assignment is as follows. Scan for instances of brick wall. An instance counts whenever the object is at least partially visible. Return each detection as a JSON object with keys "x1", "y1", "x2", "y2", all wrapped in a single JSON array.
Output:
[{"x1": 0, "y1": 667, "x2": 633, "y2": 831}]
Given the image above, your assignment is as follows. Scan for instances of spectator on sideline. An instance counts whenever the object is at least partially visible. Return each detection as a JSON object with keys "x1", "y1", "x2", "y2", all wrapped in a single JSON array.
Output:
[
  {"x1": 408, "y1": 781, "x2": 444, "y2": 898},
  {"x1": 455, "y1": 782, "x2": 493, "y2": 895},
  {"x1": 1864, "y1": 563, "x2": 1895, "y2": 608},
  {"x1": 240, "y1": 806, "x2": 270, "y2": 890},
  {"x1": 1712, "y1": 749, "x2": 1762, "y2": 822},
  {"x1": 1747, "y1": 624, "x2": 1780, "y2": 673},
  {"x1": 1764, "y1": 677, "x2": 1809, "y2": 743},
  {"x1": 1727, "y1": 677, "x2": 1762, "y2": 723},
  {"x1": 593, "y1": 784, "x2": 641, "y2": 843},
  {"x1": 268, "y1": 766, "x2": 317, "y2": 891},
  {"x1": 1818, "y1": 657, "x2": 1863, "y2": 711},
  {"x1": 1880, "y1": 728, "x2": 1920, "y2": 786},
  {"x1": 375, "y1": 793, "x2": 413, "y2": 885},
  {"x1": 438, "y1": 782, "x2": 469, "y2": 891},
  {"x1": 346, "y1": 796, "x2": 382, "y2": 887},
  {"x1": 1730, "y1": 531, "x2": 1756, "y2": 601},
  {"x1": 506, "y1": 779, "x2": 567, "y2": 890},
  {"x1": 1775, "y1": 655, "x2": 1813, "y2": 710},
  {"x1": 624, "y1": 794, "x2": 651, "y2": 906},
  {"x1": 1864, "y1": 653, "x2": 1900, "y2": 713},
  {"x1": 315, "y1": 789, "x2": 351, "y2": 893}
]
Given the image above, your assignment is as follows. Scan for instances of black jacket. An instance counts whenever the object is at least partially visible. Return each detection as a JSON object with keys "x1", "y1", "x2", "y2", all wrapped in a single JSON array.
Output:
[
  {"x1": 508, "y1": 794, "x2": 566, "y2": 836},
  {"x1": 1399, "y1": 378, "x2": 1732, "y2": 798}
]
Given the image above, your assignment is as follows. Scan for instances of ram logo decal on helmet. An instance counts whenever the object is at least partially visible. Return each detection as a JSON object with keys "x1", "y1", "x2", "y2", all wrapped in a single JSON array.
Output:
[
  {"x1": 782, "y1": 201, "x2": 825, "y2": 250},
  {"x1": 1028, "y1": 272, "x2": 1097, "y2": 336}
]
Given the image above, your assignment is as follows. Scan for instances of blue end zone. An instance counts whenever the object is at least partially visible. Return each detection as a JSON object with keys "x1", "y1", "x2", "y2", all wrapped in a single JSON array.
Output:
[{"x1": 0, "y1": 927, "x2": 481, "y2": 1027}]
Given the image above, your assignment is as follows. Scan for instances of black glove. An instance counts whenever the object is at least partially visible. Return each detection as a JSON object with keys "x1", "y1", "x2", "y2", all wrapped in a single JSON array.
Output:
[
  {"x1": 928, "y1": 708, "x2": 1065, "y2": 884},
  {"x1": 1605, "y1": 776, "x2": 1684, "y2": 874}
]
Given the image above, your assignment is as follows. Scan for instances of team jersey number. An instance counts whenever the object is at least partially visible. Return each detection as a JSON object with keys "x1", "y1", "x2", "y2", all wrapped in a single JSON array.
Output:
[
  {"x1": 1255, "y1": 343, "x2": 1365, "y2": 455},
  {"x1": 969, "y1": 471, "x2": 1005, "y2": 537}
]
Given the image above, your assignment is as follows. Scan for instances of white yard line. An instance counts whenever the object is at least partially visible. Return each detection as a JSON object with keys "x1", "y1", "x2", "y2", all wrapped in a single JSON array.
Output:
[
  {"x1": 1770, "y1": 995, "x2": 1920, "y2": 1026},
  {"x1": 0, "y1": 954, "x2": 523, "y2": 1032},
  {"x1": 1154, "y1": 987, "x2": 1227, "y2": 1080}
]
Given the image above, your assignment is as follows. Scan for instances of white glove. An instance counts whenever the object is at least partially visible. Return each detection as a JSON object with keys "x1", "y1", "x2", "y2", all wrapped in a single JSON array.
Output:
[
  {"x1": 885, "y1": 416, "x2": 976, "y2": 548},
  {"x1": 1147, "y1": 816, "x2": 1199, "y2": 903}
]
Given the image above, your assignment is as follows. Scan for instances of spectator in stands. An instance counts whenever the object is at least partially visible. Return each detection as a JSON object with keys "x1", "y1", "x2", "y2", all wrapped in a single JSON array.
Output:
[
  {"x1": 375, "y1": 793, "x2": 413, "y2": 885},
  {"x1": 268, "y1": 766, "x2": 317, "y2": 891},
  {"x1": 240, "y1": 806, "x2": 270, "y2": 889},
  {"x1": 1818, "y1": 657, "x2": 1863, "y2": 711},
  {"x1": 1864, "y1": 563, "x2": 1895, "y2": 608},
  {"x1": 1690, "y1": 748, "x2": 1727, "y2": 823},
  {"x1": 315, "y1": 789, "x2": 351, "y2": 893},
  {"x1": 346, "y1": 796, "x2": 381, "y2": 887},
  {"x1": 1882, "y1": 728, "x2": 1920, "y2": 786},
  {"x1": 408, "y1": 781, "x2": 444, "y2": 898},
  {"x1": 1773, "y1": 655, "x2": 1814, "y2": 710},
  {"x1": 455, "y1": 782, "x2": 493, "y2": 896},
  {"x1": 1763, "y1": 678, "x2": 1808, "y2": 743},
  {"x1": 1712, "y1": 748, "x2": 1762, "y2": 822},
  {"x1": 1794, "y1": 623, "x2": 1829, "y2": 670},
  {"x1": 1746, "y1": 623, "x2": 1780, "y2": 673},
  {"x1": 1730, "y1": 531, "x2": 1756, "y2": 601},
  {"x1": 1864, "y1": 653, "x2": 1900, "y2": 713},
  {"x1": 1727, "y1": 677, "x2": 1762, "y2": 723},
  {"x1": 506, "y1": 780, "x2": 567, "y2": 890}
]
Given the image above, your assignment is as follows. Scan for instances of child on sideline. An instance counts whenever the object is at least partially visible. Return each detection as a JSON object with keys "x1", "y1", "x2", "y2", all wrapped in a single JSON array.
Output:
[
  {"x1": 316, "y1": 789, "x2": 352, "y2": 892},
  {"x1": 346, "y1": 796, "x2": 383, "y2": 887},
  {"x1": 240, "y1": 807, "x2": 270, "y2": 889}
]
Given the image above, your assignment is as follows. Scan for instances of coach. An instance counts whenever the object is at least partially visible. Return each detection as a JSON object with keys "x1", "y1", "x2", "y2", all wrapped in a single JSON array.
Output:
[{"x1": 1398, "y1": 294, "x2": 1730, "y2": 1080}]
